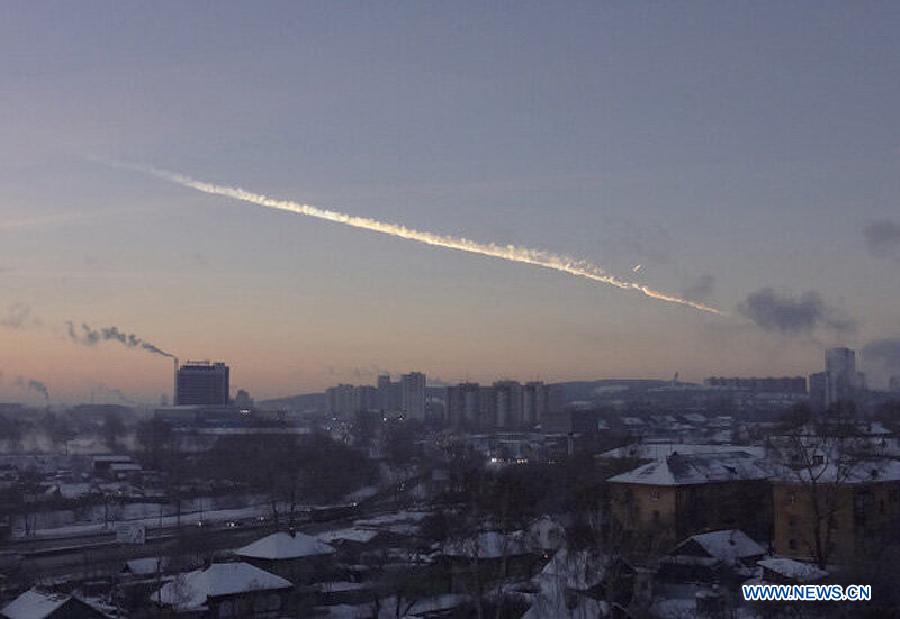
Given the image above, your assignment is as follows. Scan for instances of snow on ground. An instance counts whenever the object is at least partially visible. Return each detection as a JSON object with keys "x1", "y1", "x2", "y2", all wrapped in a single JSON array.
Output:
[
  {"x1": 353, "y1": 510, "x2": 430, "y2": 528},
  {"x1": 318, "y1": 528, "x2": 380, "y2": 544}
]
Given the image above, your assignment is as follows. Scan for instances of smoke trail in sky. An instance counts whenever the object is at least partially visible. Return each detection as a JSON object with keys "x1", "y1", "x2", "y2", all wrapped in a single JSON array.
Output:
[
  {"x1": 16, "y1": 376, "x2": 49, "y2": 402},
  {"x1": 66, "y1": 321, "x2": 176, "y2": 358},
  {"x1": 121, "y1": 163, "x2": 722, "y2": 314}
]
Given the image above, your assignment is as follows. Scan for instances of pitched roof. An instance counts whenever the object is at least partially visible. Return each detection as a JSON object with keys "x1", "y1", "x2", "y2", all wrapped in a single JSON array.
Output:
[
  {"x1": 758, "y1": 557, "x2": 828, "y2": 582},
  {"x1": 235, "y1": 531, "x2": 335, "y2": 560},
  {"x1": 675, "y1": 530, "x2": 765, "y2": 566},
  {"x1": 773, "y1": 458, "x2": 900, "y2": 484},
  {"x1": 608, "y1": 452, "x2": 770, "y2": 485},
  {"x1": 1, "y1": 589, "x2": 69, "y2": 619},
  {"x1": 157, "y1": 562, "x2": 291, "y2": 610},
  {"x1": 537, "y1": 549, "x2": 616, "y2": 591}
]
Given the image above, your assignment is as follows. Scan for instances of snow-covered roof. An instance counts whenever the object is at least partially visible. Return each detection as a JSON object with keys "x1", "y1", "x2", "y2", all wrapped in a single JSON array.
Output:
[
  {"x1": 758, "y1": 557, "x2": 827, "y2": 582},
  {"x1": 598, "y1": 443, "x2": 766, "y2": 460},
  {"x1": 125, "y1": 557, "x2": 170, "y2": 576},
  {"x1": 58, "y1": 482, "x2": 97, "y2": 500},
  {"x1": 772, "y1": 458, "x2": 900, "y2": 484},
  {"x1": 236, "y1": 531, "x2": 336, "y2": 560},
  {"x1": 2, "y1": 589, "x2": 69, "y2": 619},
  {"x1": 608, "y1": 452, "x2": 770, "y2": 486},
  {"x1": 157, "y1": 562, "x2": 291, "y2": 610},
  {"x1": 675, "y1": 530, "x2": 765, "y2": 566},
  {"x1": 537, "y1": 549, "x2": 615, "y2": 591}
]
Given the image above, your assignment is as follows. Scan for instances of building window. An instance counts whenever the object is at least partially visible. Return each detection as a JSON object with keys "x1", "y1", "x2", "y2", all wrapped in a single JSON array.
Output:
[
  {"x1": 650, "y1": 489, "x2": 661, "y2": 501},
  {"x1": 652, "y1": 510, "x2": 661, "y2": 523},
  {"x1": 789, "y1": 538, "x2": 797, "y2": 550},
  {"x1": 788, "y1": 516, "x2": 796, "y2": 528}
]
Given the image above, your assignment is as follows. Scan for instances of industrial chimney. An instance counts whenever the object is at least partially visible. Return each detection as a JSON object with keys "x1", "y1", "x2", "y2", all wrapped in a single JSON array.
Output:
[{"x1": 173, "y1": 357, "x2": 179, "y2": 406}]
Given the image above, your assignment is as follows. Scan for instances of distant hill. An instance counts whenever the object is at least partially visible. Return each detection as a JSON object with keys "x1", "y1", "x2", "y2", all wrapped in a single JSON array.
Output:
[{"x1": 552, "y1": 380, "x2": 671, "y2": 403}]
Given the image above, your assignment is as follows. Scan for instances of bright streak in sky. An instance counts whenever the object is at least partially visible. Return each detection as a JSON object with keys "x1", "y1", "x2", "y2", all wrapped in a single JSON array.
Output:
[{"x1": 123, "y1": 163, "x2": 722, "y2": 315}]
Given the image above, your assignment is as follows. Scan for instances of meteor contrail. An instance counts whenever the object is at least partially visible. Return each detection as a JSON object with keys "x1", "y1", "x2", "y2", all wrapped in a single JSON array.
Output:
[{"x1": 123, "y1": 163, "x2": 722, "y2": 314}]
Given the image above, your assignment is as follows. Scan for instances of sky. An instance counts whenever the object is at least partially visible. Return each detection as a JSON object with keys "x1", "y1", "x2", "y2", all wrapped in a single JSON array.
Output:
[{"x1": 2, "y1": 1, "x2": 900, "y2": 404}]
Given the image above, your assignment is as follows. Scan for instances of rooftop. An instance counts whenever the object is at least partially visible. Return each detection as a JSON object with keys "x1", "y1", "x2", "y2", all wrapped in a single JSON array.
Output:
[
  {"x1": 235, "y1": 531, "x2": 336, "y2": 560},
  {"x1": 157, "y1": 562, "x2": 291, "y2": 610},
  {"x1": 608, "y1": 452, "x2": 770, "y2": 486},
  {"x1": 674, "y1": 529, "x2": 765, "y2": 566}
]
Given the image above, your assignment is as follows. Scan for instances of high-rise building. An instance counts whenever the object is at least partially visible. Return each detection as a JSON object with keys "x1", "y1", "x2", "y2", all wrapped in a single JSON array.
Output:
[
  {"x1": 493, "y1": 381, "x2": 523, "y2": 428},
  {"x1": 354, "y1": 385, "x2": 379, "y2": 412},
  {"x1": 175, "y1": 361, "x2": 229, "y2": 406},
  {"x1": 825, "y1": 347, "x2": 864, "y2": 408},
  {"x1": 401, "y1": 372, "x2": 426, "y2": 420},
  {"x1": 522, "y1": 381, "x2": 547, "y2": 426},
  {"x1": 446, "y1": 382, "x2": 481, "y2": 428},
  {"x1": 377, "y1": 374, "x2": 392, "y2": 411},
  {"x1": 326, "y1": 384, "x2": 355, "y2": 417},
  {"x1": 809, "y1": 372, "x2": 827, "y2": 411}
]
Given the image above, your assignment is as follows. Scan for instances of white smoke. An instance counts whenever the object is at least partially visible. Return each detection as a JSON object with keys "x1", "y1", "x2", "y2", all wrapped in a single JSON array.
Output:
[{"x1": 119, "y1": 163, "x2": 722, "y2": 315}]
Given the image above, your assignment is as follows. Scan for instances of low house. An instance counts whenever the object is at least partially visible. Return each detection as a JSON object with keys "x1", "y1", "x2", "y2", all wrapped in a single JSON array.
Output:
[
  {"x1": 155, "y1": 562, "x2": 292, "y2": 617},
  {"x1": 235, "y1": 530, "x2": 336, "y2": 584},
  {"x1": 758, "y1": 557, "x2": 827, "y2": 584},
  {"x1": 607, "y1": 452, "x2": 772, "y2": 550},
  {"x1": 658, "y1": 529, "x2": 765, "y2": 583},
  {"x1": 531, "y1": 548, "x2": 634, "y2": 608},
  {"x1": 440, "y1": 530, "x2": 544, "y2": 593},
  {"x1": 1, "y1": 589, "x2": 107, "y2": 619}
]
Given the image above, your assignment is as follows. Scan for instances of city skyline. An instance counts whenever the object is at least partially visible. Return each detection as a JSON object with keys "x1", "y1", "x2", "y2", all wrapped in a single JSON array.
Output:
[{"x1": 3, "y1": 2, "x2": 900, "y2": 402}]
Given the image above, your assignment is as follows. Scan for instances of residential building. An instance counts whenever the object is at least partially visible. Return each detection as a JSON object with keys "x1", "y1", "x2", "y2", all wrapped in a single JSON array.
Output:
[
  {"x1": 772, "y1": 459, "x2": 900, "y2": 564},
  {"x1": 825, "y1": 347, "x2": 865, "y2": 408},
  {"x1": 155, "y1": 562, "x2": 292, "y2": 617},
  {"x1": 522, "y1": 381, "x2": 547, "y2": 426},
  {"x1": 493, "y1": 381, "x2": 523, "y2": 428},
  {"x1": 704, "y1": 376, "x2": 807, "y2": 393},
  {"x1": 607, "y1": 452, "x2": 772, "y2": 550},
  {"x1": 400, "y1": 372, "x2": 426, "y2": 420},
  {"x1": 326, "y1": 384, "x2": 355, "y2": 417},
  {"x1": 446, "y1": 383, "x2": 481, "y2": 428},
  {"x1": 175, "y1": 361, "x2": 230, "y2": 406}
]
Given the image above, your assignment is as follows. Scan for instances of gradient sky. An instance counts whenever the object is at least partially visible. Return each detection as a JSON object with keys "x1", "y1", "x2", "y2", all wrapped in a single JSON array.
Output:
[{"x1": 2, "y1": 2, "x2": 900, "y2": 404}]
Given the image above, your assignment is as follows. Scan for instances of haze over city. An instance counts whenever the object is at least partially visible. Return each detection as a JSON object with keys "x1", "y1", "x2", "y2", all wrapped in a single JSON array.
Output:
[
  {"x1": 3, "y1": 2, "x2": 900, "y2": 404},
  {"x1": 6, "y1": 4, "x2": 900, "y2": 619}
]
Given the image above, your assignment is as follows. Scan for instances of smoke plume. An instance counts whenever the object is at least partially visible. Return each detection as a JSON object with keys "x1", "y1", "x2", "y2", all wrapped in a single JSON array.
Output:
[
  {"x1": 16, "y1": 376, "x2": 49, "y2": 402},
  {"x1": 738, "y1": 287, "x2": 854, "y2": 335},
  {"x1": 117, "y1": 163, "x2": 722, "y2": 315},
  {"x1": 66, "y1": 321, "x2": 175, "y2": 358},
  {"x1": 863, "y1": 220, "x2": 900, "y2": 260},
  {"x1": 862, "y1": 338, "x2": 900, "y2": 373}
]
